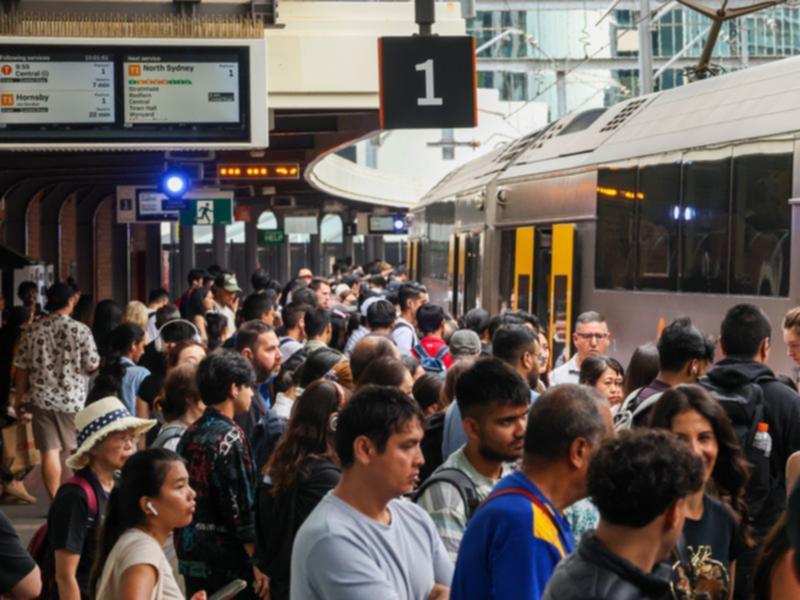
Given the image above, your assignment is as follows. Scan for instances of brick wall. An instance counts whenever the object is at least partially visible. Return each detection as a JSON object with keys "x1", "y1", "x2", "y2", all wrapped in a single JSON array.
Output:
[
  {"x1": 25, "y1": 192, "x2": 42, "y2": 260},
  {"x1": 94, "y1": 196, "x2": 113, "y2": 301},
  {"x1": 59, "y1": 194, "x2": 77, "y2": 280}
]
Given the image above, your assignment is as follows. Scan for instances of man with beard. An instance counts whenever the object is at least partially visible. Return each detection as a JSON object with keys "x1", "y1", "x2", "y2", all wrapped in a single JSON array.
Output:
[
  {"x1": 417, "y1": 358, "x2": 530, "y2": 561},
  {"x1": 452, "y1": 384, "x2": 614, "y2": 600},
  {"x1": 442, "y1": 324, "x2": 542, "y2": 460},
  {"x1": 235, "y1": 321, "x2": 283, "y2": 446}
]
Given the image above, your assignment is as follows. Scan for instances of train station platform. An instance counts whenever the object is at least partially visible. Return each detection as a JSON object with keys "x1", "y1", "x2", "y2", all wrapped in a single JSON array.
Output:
[{"x1": 0, "y1": 1, "x2": 466, "y2": 305}]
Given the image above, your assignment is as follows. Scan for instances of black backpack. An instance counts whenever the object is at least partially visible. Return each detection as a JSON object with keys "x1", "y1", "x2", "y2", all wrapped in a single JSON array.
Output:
[
  {"x1": 411, "y1": 467, "x2": 480, "y2": 521},
  {"x1": 698, "y1": 375, "x2": 774, "y2": 521}
]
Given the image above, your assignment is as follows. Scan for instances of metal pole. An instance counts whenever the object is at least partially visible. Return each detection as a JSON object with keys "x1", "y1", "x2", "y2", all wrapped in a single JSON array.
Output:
[
  {"x1": 638, "y1": 0, "x2": 654, "y2": 94},
  {"x1": 739, "y1": 18, "x2": 749, "y2": 68},
  {"x1": 556, "y1": 70, "x2": 567, "y2": 117},
  {"x1": 415, "y1": 0, "x2": 435, "y2": 36}
]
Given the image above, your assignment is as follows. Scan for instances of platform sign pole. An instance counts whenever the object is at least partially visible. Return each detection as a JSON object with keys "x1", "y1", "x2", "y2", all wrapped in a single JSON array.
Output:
[{"x1": 415, "y1": 0, "x2": 435, "y2": 36}]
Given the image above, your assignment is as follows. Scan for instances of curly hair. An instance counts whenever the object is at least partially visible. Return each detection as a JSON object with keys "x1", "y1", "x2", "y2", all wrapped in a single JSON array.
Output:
[
  {"x1": 589, "y1": 429, "x2": 704, "y2": 528},
  {"x1": 649, "y1": 384, "x2": 753, "y2": 543},
  {"x1": 265, "y1": 380, "x2": 341, "y2": 492}
]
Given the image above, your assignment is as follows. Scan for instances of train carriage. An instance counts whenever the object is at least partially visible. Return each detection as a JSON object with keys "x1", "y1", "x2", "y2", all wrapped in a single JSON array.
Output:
[{"x1": 410, "y1": 55, "x2": 800, "y2": 373}]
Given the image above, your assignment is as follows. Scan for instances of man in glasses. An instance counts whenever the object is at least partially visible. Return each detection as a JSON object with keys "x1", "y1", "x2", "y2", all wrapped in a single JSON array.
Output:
[{"x1": 549, "y1": 311, "x2": 611, "y2": 386}]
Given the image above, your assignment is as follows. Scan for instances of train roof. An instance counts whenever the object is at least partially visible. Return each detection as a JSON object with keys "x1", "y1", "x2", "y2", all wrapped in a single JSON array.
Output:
[{"x1": 418, "y1": 54, "x2": 800, "y2": 206}]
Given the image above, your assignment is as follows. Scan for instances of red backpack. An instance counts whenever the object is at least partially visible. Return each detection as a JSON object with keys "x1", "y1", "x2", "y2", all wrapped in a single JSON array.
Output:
[{"x1": 27, "y1": 476, "x2": 98, "y2": 600}]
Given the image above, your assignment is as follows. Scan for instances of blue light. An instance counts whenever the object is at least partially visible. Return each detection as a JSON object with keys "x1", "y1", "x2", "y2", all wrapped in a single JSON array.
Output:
[
  {"x1": 684, "y1": 207, "x2": 696, "y2": 221},
  {"x1": 166, "y1": 175, "x2": 185, "y2": 194},
  {"x1": 159, "y1": 170, "x2": 189, "y2": 199},
  {"x1": 393, "y1": 218, "x2": 405, "y2": 231},
  {"x1": 672, "y1": 206, "x2": 680, "y2": 221}
]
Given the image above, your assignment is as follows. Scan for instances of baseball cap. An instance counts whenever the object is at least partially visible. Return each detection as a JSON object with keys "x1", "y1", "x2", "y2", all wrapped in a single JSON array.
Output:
[
  {"x1": 45, "y1": 282, "x2": 74, "y2": 312},
  {"x1": 449, "y1": 329, "x2": 482, "y2": 359},
  {"x1": 215, "y1": 272, "x2": 242, "y2": 293}
]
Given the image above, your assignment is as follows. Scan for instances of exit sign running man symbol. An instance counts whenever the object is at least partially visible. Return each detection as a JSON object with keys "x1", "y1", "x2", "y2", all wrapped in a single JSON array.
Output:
[{"x1": 197, "y1": 201, "x2": 214, "y2": 225}]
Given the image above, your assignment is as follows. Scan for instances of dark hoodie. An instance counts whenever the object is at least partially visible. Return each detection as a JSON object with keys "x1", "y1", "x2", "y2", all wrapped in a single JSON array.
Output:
[
  {"x1": 703, "y1": 357, "x2": 800, "y2": 533},
  {"x1": 542, "y1": 532, "x2": 673, "y2": 600}
]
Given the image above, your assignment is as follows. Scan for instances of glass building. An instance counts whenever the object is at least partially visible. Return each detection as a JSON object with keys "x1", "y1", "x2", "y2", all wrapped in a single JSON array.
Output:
[{"x1": 472, "y1": 2, "x2": 800, "y2": 118}]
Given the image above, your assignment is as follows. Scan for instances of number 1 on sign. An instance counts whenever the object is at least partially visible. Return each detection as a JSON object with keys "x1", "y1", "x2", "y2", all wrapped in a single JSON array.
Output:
[{"x1": 415, "y1": 59, "x2": 443, "y2": 107}]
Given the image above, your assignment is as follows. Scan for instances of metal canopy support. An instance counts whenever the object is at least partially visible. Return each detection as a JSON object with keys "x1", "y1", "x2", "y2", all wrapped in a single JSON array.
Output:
[
  {"x1": 638, "y1": 0, "x2": 654, "y2": 93},
  {"x1": 674, "y1": 0, "x2": 785, "y2": 79}
]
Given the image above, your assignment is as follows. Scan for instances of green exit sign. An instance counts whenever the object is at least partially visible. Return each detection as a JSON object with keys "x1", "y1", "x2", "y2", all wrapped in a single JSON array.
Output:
[{"x1": 258, "y1": 229, "x2": 286, "y2": 245}]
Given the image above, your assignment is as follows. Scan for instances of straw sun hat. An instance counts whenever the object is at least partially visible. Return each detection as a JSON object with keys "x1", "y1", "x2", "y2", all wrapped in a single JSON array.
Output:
[{"x1": 66, "y1": 397, "x2": 157, "y2": 470}]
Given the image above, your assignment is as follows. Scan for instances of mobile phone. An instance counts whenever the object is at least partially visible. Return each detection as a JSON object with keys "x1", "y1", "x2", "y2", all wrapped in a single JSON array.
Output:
[{"x1": 208, "y1": 579, "x2": 248, "y2": 600}]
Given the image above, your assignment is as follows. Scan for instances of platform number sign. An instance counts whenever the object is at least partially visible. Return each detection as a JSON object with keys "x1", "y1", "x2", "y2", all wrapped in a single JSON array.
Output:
[{"x1": 378, "y1": 36, "x2": 477, "y2": 129}]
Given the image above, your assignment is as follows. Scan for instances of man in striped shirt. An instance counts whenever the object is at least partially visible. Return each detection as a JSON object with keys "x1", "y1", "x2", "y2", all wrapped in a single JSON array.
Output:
[{"x1": 416, "y1": 358, "x2": 530, "y2": 560}]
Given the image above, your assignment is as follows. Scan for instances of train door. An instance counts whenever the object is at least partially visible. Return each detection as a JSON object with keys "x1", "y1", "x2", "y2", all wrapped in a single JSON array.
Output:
[
  {"x1": 448, "y1": 234, "x2": 459, "y2": 316},
  {"x1": 463, "y1": 232, "x2": 482, "y2": 311},
  {"x1": 513, "y1": 227, "x2": 535, "y2": 313},
  {"x1": 548, "y1": 224, "x2": 576, "y2": 367}
]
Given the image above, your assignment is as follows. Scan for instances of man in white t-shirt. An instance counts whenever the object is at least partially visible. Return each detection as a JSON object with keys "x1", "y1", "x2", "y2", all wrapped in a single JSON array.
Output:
[
  {"x1": 291, "y1": 385, "x2": 452, "y2": 600},
  {"x1": 549, "y1": 311, "x2": 612, "y2": 386},
  {"x1": 391, "y1": 283, "x2": 427, "y2": 355}
]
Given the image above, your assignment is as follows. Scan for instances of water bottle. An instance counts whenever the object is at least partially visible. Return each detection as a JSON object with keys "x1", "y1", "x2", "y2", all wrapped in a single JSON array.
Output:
[{"x1": 753, "y1": 422, "x2": 772, "y2": 458}]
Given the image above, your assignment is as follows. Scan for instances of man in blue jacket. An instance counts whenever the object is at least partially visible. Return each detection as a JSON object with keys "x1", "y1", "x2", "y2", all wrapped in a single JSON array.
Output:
[{"x1": 451, "y1": 384, "x2": 613, "y2": 600}]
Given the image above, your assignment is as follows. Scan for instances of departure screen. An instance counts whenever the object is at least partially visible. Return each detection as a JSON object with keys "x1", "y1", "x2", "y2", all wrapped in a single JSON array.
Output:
[
  {"x1": 0, "y1": 51, "x2": 114, "y2": 124},
  {"x1": 124, "y1": 53, "x2": 240, "y2": 124},
  {"x1": 0, "y1": 43, "x2": 253, "y2": 144}
]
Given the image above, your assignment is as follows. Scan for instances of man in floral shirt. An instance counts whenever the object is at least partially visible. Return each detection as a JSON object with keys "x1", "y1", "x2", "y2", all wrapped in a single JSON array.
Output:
[
  {"x1": 14, "y1": 282, "x2": 99, "y2": 499},
  {"x1": 176, "y1": 350, "x2": 269, "y2": 599}
]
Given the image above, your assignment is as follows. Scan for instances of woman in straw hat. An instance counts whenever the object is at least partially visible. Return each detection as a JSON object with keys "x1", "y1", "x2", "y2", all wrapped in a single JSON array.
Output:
[
  {"x1": 89, "y1": 448, "x2": 203, "y2": 600},
  {"x1": 47, "y1": 396, "x2": 155, "y2": 600}
]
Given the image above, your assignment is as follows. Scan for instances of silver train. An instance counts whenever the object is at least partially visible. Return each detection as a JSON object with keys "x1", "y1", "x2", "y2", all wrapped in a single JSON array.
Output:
[{"x1": 408, "y1": 55, "x2": 800, "y2": 374}]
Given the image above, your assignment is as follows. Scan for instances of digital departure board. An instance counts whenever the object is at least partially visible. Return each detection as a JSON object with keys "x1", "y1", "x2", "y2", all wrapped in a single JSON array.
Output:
[
  {"x1": 0, "y1": 51, "x2": 114, "y2": 124},
  {"x1": 124, "y1": 54, "x2": 240, "y2": 124},
  {"x1": 0, "y1": 38, "x2": 267, "y2": 149}
]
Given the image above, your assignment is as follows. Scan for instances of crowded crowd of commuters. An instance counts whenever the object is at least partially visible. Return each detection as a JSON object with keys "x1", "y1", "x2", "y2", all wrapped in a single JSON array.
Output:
[{"x1": 4, "y1": 262, "x2": 800, "y2": 600}]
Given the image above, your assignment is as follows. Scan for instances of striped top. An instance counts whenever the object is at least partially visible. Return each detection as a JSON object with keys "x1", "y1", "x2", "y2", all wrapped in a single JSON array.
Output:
[{"x1": 416, "y1": 447, "x2": 512, "y2": 561}]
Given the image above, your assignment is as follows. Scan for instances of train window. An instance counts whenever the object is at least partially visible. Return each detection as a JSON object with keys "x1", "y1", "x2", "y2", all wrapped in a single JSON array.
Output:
[
  {"x1": 498, "y1": 229, "x2": 516, "y2": 312},
  {"x1": 422, "y1": 201, "x2": 455, "y2": 305},
  {"x1": 730, "y1": 150, "x2": 792, "y2": 297},
  {"x1": 637, "y1": 161, "x2": 680, "y2": 291},
  {"x1": 595, "y1": 167, "x2": 637, "y2": 290},
  {"x1": 680, "y1": 153, "x2": 731, "y2": 294}
]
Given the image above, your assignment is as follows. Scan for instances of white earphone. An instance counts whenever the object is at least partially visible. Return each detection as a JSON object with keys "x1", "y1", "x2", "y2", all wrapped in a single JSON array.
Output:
[
  {"x1": 153, "y1": 319, "x2": 202, "y2": 352},
  {"x1": 146, "y1": 501, "x2": 158, "y2": 516}
]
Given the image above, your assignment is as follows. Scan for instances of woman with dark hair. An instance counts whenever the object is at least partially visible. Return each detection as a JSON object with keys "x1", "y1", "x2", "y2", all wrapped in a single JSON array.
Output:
[
  {"x1": 650, "y1": 384, "x2": 751, "y2": 599},
  {"x1": 412, "y1": 373, "x2": 443, "y2": 416},
  {"x1": 462, "y1": 308, "x2": 491, "y2": 353},
  {"x1": 151, "y1": 365, "x2": 205, "y2": 452},
  {"x1": 184, "y1": 287, "x2": 214, "y2": 343},
  {"x1": 89, "y1": 448, "x2": 201, "y2": 600},
  {"x1": 95, "y1": 323, "x2": 150, "y2": 418},
  {"x1": 256, "y1": 380, "x2": 344, "y2": 600},
  {"x1": 328, "y1": 314, "x2": 349, "y2": 353},
  {"x1": 91, "y1": 299, "x2": 122, "y2": 357},
  {"x1": 166, "y1": 340, "x2": 207, "y2": 372},
  {"x1": 272, "y1": 350, "x2": 308, "y2": 419},
  {"x1": 204, "y1": 312, "x2": 228, "y2": 352},
  {"x1": 622, "y1": 342, "x2": 660, "y2": 397},
  {"x1": 579, "y1": 355, "x2": 625, "y2": 407},
  {"x1": 296, "y1": 348, "x2": 346, "y2": 390},
  {"x1": 357, "y1": 356, "x2": 413, "y2": 394}
]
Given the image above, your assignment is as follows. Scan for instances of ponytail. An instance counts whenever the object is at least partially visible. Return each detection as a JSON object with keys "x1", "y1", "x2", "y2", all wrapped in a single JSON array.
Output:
[{"x1": 87, "y1": 448, "x2": 181, "y2": 599}]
